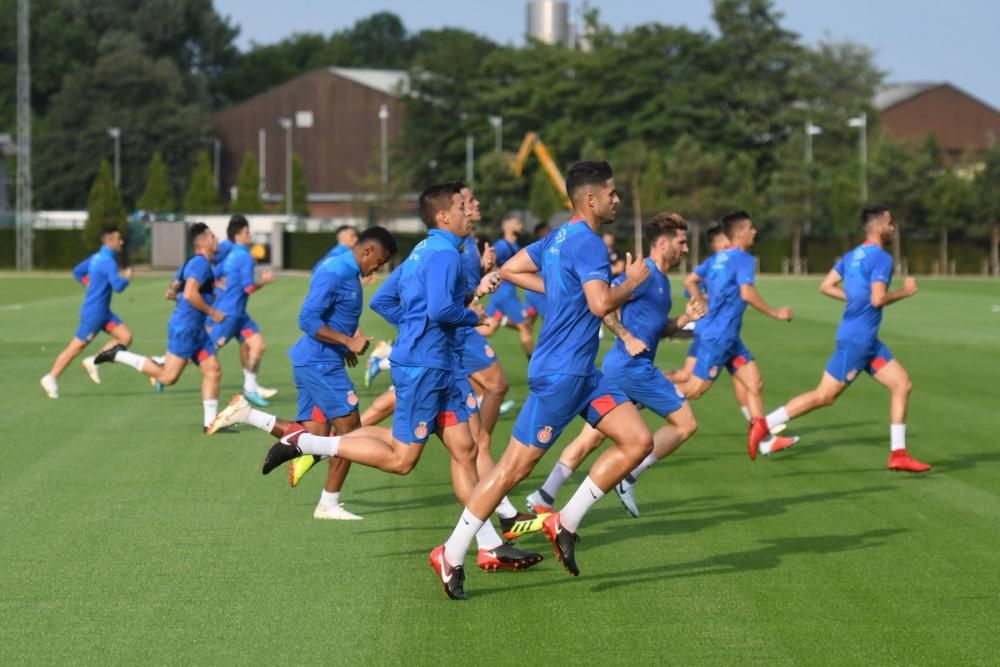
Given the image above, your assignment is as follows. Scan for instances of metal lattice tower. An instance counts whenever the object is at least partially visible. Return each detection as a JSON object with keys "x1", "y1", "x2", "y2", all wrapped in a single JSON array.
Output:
[{"x1": 16, "y1": 0, "x2": 32, "y2": 271}]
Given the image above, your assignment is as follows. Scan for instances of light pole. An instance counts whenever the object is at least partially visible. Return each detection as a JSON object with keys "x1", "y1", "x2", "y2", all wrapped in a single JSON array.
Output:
[
  {"x1": 804, "y1": 120, "x2": 822, "y2": 164},
  {"x1": 488, "y1": 115, "x2": 503, "y2": 152},
  {"x1": 378, "y1": 103, "x2": 389, "y2": 190},
  {"x1": 258, "y1": 128, "x2": 266, "y2": 196},
  {"x1": 107, "y1": 127, "x2": 121, "y2": 188},
  {"x1": 466, "y1": 133, "x2": 475, "y2": 183},
  {"x1": 278, "y1": 117, "x2": 292, "y2": 219},
  {"x1": 201, "y1": 137, "x2": 221, "y2": 189},
  {"x1": 848, "y1": 112, "x2": 868, "y2": 202}
]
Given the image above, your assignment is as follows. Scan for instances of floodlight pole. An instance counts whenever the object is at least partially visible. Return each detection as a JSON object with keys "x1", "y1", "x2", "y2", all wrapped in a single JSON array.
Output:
[
  {"x1": 15, "y1": 0, "x2": 32, "y2": 270},
  {"x1": 848, "y1": 112, "x2": 868, "y2": 202},
  {"x1": 379, "y1": 103, "x2": 389, "y2": 190},
  {"x1": 278, "y1": 117, "x2": 292, "y2": 219},
  {"x1": 107, "y1": 127, "x2": 121, "y2": 188}
]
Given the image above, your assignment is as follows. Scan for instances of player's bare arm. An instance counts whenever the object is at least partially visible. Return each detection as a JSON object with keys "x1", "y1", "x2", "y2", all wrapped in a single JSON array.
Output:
[
  {"x1": 740, "y1": 283, "x2": 792, "y2": 321},
  {"x1": 183, "y1": 277, "x2": 224, "y2": 322},
  {"x1": 583, "y1": 252, "x2": 650, "y2": 317},
  {"x1": 499, "y1": 248, "x2": 544, "y2": 294},
  {"x1": 313, "y1": 325, "x2": 372, "y2": 355},
  {"x1": 663, "y1": 298, "x2": 706, "y2": 337},
  {"x1": 870, "y1": 277, "x2": 918, "y2": 308},
  {"x1": 819, "y1": 269, "x2": 846, "y2": 301},
  {"x1": 480, "y1": 242, "x2": 496, "y2": 272},
  {"x1": 475, "y1": 270, "x2": 502, "y2": 298},
  {"x1": 603, "y1": 310, "x2": 648, "y2": 356},
  {"x1": 683, "y1": 272, "x2": 707, "y2": 309},
  {"x1": 165, "y1": 279, "x2": 182, "y2": 300}
]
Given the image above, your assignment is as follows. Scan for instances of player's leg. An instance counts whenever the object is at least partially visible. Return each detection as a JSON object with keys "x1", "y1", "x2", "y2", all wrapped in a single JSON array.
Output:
[
  {"x1": 311, "y1": 410, "x2": 361, "y2": 519},
  {"x1": 469, "y1": 360, "x2": 509, "y2": 443},
  {"x1": 197, "y1": 353, "x2": 222, "y2": 430},
  {"x1": 732, "y1": 376, "x2": 752, "y2": 423},
  {"x1": 731, "y1": 359, "x2": 765, "y2": 419},
  {"x1": 869, "y1": 352, "x2": 929, "y2": 472},
  {"x1": 665, "y1": 354, "x2": 697, "y2": 384},
  {"x1": 526, "y1": 424, "x2": 604, "y2": 513},
  {"x1": 240, "y1": 326, "x2": 270, "y2": 406},
  {"x1": 46, "y1": 338, "x2": 88, "y2": 383},
  {"x1": 514, "y1": 320, "x2": 534, "y2": 357},
  {"x1": 360, "y1": 386, "x2": 396, "y2": 426}
]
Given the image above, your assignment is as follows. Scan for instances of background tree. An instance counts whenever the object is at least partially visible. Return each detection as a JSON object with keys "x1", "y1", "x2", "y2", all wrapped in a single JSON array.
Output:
[
  {"x1": 765, "y1": 134, "x2": 811, "y2": 272},
  {"x1": 663, "y1": 135, "x2": 725, "y2": 263},
  {"x1": 924, "y1": 167, "x2": 973, "y2": 274},
  {"x1": 614, "y1": 139, "x2": 649, "y2": 254},
  {"x1": 527, "y1": 166, "x2": 566, "y2": 226},
  {"x1": 183, "y1": 151, "x2": 221, "y2": 213},
  {"x1": 868, "y1": 135, "x2": 930, "y2": 265},
  {"x1": 137, "y1": 151, "x2": 175, "y2": 213},
  {"x1": 84, "y1": 160, "x2": 127, "y2": 248},
  {"x1": 291, "y1": 154, "x2": 308, "y2": 216},
  {"x1": 475, "y1": 152, "x2": 525, "y2": 233},
  {"x1": 231, "y1": 152, "x2": 263, "y2": 213},
  {"x1": 974, "y1": 144, "x2": 1000, "y2": 276}
]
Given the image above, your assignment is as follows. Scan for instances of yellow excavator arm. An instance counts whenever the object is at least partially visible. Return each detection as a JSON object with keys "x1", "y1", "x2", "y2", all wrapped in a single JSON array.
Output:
[{"x1": 513, "y1": 131, "x2": 572, "y2": 211}]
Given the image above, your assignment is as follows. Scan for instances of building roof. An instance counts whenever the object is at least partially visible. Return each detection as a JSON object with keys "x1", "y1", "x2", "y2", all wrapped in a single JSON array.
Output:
[
  {"x1": 328, "y1": 67, "x2": 409, "y2": 97},
  {"x1": 873, "y1": 83, "x2": 943, "y2": 111}
]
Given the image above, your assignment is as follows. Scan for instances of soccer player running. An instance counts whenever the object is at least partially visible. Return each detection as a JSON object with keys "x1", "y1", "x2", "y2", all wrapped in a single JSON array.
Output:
[
  {"x1": 211, "y1": 183, "x2": 542, "y2": 571},
  {"x1": 41, "y1": 228, "x2": 133, "y2": 398},
  {"x1": 210, "y1": 215, "x2": 275, "y2": 407},
  {"x1": 313, "y1": 225, "x2": 358, "y2": 269},
  {"x1": 487, "y1": 215, "x2": 535, "y2": 358},
  {"x1": 429, "y1": 161, "x2": 656, "y2": 600},
  {"x1": 675, "y1": 211, "x2": 798, "y2": 459},
  {"x1": 94, "y1": 223, "x2": 224, "y2": 430},
  {"x1": 753, "y1": 205, "x2": 930, "y2": 472},
  {"x1": 526, "y1": 212, "x2": 704, "y2": 519}
]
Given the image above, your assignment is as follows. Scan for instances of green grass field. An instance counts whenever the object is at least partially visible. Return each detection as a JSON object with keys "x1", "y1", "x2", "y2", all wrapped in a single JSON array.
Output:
[{"x1": 2, "y1": 272, "x2": 999, "y2": 665}]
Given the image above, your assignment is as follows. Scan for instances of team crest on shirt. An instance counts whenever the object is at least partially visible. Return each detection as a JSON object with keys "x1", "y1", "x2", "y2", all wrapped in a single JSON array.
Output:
[
  {"x1": 709, "y1": 366, "x2": 719, "y2": 378},
  {"x1": 555, "y1": 228, "x2": 567, "y2": 244},
  {"x1": 86, "y1": 333, "x2": 95, "y2": 342},
  {"x1": 414, "y1": 421, "x2": 429, "y2": 439},
  {"x1": 217, "y1": 336, "x2": 227, "y2": 347},
  {"x1": 346, "y1": 390, "x2": 359, "y2": 406},
  {"x1": 537, "y1": 426, "x2": 554, "y2": 444},
  {"x1": 485, "y1": 344, "x2": 495, "y2": 358},
  {"x1": 846, "y1": 370, "x2": 858, "y2": 382},
  {"x1": 466, "y1": 392, "x2": 478, "y2": 409}
]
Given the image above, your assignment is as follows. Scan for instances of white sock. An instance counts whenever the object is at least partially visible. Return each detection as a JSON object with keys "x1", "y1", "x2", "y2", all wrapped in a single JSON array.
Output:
[
  {"x1": 476, "y1": 394, "x2": 484, "y2": 405},
  {"x1": 242, "y1": 368, "x2": 258, "y2": 393},
  {"x1": 475, "y1": 521, "x2": 504, "y2": 551},
  {"x1": 891, "y1": 423, "x2": 906, "y2": 451},
  {"x1": 496, "y1": 496, "x2": 518, "y2": 519},
  {"x1": 540, "y1": 461, "x2": 573, "y2": 502},
  {"x1": 319, "y1": 490, "x2": 340, "y2": 508},
  {"x1": 766, "y1": 406, "x2": 790, "y2": 431},
  {"x1": 377, "y1": 358, "x2": 391, "y2": 371},
  {"x1": 627, "y1": 452, "x2": 660, "y2": 483},
  {"x1": 444, "y1": 508, "x2": 484, "y2": 567},
  {"x1": 203, "y1": 400, "x2": 218, "y2": 428},
  {"x1": 297, "y1": 433, "x2": 341, "y2": 458},
  {"x1": 114, "y1": 350, "x2": 148, "y2": 372},
  {"x1": 245, "y1": 408, "x2": 276, "y2": 433},
  {"x1": 151, "y1": 355, "x2": 166, "y2": 365},
  {"x1": 740, "y1": 405, "x2": 753, "y2": 423},
  {"x1": 559, "y1": 476, "x2": 605, "y2": 533}
]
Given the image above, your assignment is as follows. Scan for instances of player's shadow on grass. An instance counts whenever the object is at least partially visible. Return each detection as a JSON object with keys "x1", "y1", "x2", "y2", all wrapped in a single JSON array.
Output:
[
  {"x1": 930, "y1": 451, "x2": 1000, "y2": 473},
  {"x1": 581, "y1": 484, "x2": 895, "y2": 549},
  {"x1": 588, "y1": 528, "x2": 905, "y2": 593}
]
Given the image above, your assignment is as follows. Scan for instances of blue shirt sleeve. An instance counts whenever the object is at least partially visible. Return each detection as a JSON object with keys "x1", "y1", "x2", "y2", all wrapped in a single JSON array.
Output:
[
  {"x1": 72, "y1": 258, "x2": 90, "y2": 285},
  {"x1": 298, "y1": 271, "x2": 338, "y2": 338},
  {"x1": 426, "y1": 251, "x2": 480, "y2": 327},
  {"x1": 186, "y1": 257, "x2": 212, "y2": 287},
  {"x1": 104, "y1": 257, "x2": 129, "y2": 292},
  {"x1": 240, "y1": 253, "x2": 256, "y2": 292},
  {"x1": 371, "y1": 266, "x2": 404, "y2": 327},
  {"x1": 694, "y1": 257, "x2": 711, "y2": 279},
  {"x1": 573, "y1": 234, "x2": 611, "y2": 285},
  {"x1": 735, "y1": 252, "x2": 756, "y2": 287},
  {"x1": 833, "y1": 256, "x2": 845, "y2": 276},
  {"x1": 870, "y1": 252, "x2": 893, "y2": 285},
  {"x1": 495, "y1": 240, "x2": 514, "y2": 266},
  {"x1": 525, "y1": 239, "x2": 545, "y2": 270}
]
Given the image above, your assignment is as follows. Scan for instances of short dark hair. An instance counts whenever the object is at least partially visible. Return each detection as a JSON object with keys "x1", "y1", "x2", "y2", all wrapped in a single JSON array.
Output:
[
  {"x1": 705, "y1": 223, "x2": 724, "y2": 244},
  {"x1": 646, "y1": 212, "x2": 688, "y2": 246},
  {"x1": 533, "y1": 222, "x2": 550, "y2": 238},
  {"x1": 861, "y1": 204, "x2": 890, "y2": 227},
  {"x1": 565, "y1": 160, "x2": 613, "y2": 202},
  {"x1": 189, "y1": 222, "x2": 210, "y2": 244},
  {"x1": 357, "y1": 226, "x2": 398, "y2": 256},
  {"x1": 721, "y1": 210, "x2": 751, "y2": 239},
  {"x1": 227, "y1": 214, "x2": 249, "y2": 241},
  {"x1": 418, "y1": 182, "x2": 463, "y2": 228},
  {"x1": 335, "y1": 225, "x2": 355, "y2": 237},
  {"x1": 100, "y1": 227, "x2": 121, "y2": 241}
]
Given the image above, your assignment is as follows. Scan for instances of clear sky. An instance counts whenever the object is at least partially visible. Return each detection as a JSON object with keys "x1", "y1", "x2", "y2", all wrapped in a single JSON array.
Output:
[{"x1": 214, "y1": 0, "x2": 1000, "y2": 109}]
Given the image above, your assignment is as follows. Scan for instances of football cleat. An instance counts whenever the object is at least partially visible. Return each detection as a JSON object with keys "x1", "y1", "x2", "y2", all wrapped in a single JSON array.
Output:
[
  {"x1": 256, "y1": 385, "x2": 278, "y2": 400},
  {"x1": 615, "y1": 479, "x2": 640, "y2": 518},
  {"x1": 525, "y1": 490, "x2": 554, "y2": 516},
  {"x1": 242, "y1": 389, "x2": 270, "y2": 408},
  {"x1": 93, "y1": 343, "x2": 126, "y2": 365},
  {"x1": 499, "y1": 399, "x2": 516, "y2": 416},
  {"x1": 477, "y1": 544, "x2": 543, "y2": 572},
  {"x1": 888, "y1": 449, "x2": 931, "y2": 473},
  {"x1": 762, "y1": 434, "x2": 799, "y2": 456},
  {"x1": 289, "y1": 454, "x2": 321, "y2": 487},
  {"x1": 262, "y1": 423, "x2": 307, "y2": 475},
  {"x1": 82, "y1": 356, "x2": 101, "y2": 384},
  {"x1": 429, "y1": 545, "x2": 466, "y2": 600},
  {"x1": 541, "y1": 513, "x2": 580, "y2": 576},
  {"x1": 313, "y1": 503, "x2": 363, "y2": 520},
  {"x1": 40, "y1": 375, "x2": 59, "y2": 399},
  {"x1": 748, "y1": 418, "x2": 769, "y2": 461},
  {"x1": 499, "y1": 512, "x2": 546, "y2": 540},
  {"x1": 207, "y1": 394, "x2": 251, "y2": 435}
]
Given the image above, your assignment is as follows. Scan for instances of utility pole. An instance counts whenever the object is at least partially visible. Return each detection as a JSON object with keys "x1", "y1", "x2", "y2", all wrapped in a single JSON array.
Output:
[{"x1": 16, "y1": 0, "x2": 32, "y2": 271}]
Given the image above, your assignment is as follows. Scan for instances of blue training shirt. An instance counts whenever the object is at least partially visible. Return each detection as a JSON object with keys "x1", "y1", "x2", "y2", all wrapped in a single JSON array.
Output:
[
  {"x1": 525, "y1": 220, "x2": 611, "y2": 377},
  {"x1": 79, "y1": 246, "x2": 129, "y2": 317},
  {"x1": 288, "y1": 250, "x2": 363, "y2": 366},
  {"x1": 169, "y1": 253, "x2": 215, "y2": 330},
  {"x1": 492, "y1": 238, "x2": 521, "y2": 301},
  {"x1": 313, "y1": 243, "x2": 351, "y2": 272},
  {"x1": 214, "y1": 244, "x2": 257, "y2": 316},
  {"x1": 603, "y1": 258, "x2": 673, "y2": 370},
  {"x1": 833, "y1": 242, "x2": 893, "y2": 343},
  {"x1": 695, "y1": 247, "x2": 756, "y2": 342},
  {"x1": 373, "y1": 229, "x2": 480, "y2": 371}
]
